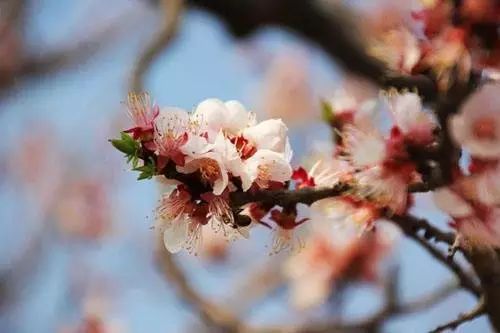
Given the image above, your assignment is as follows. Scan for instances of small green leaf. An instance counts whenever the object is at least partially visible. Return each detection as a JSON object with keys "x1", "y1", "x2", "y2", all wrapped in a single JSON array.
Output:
[
  {"x1": 110, "y1": 132, "x2": 140, "y2": 155},
  {"x1": 133, "y1": 158, "x2": 156, "y2": 181},
  {"x1": 321, "y1": 99, "x2": 334, "y2": 124}
]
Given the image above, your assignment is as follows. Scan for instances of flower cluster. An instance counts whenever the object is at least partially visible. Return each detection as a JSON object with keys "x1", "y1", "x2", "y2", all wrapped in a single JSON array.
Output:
[
  {"x1": 311, "y1": 90, "x2": 437, "y2": 230},
  {"x1": 112, "y1": 93, "x2": 293, "y2": 253},
  {"x1": 112, "y1": 89, "x2": 439, "y2": 255},
  {"x1": 434, "y1": 83, "x2": 500, "y2": 249},
  {"x1": 369, "y1": 0, "x2": 499, "y2": 90}
]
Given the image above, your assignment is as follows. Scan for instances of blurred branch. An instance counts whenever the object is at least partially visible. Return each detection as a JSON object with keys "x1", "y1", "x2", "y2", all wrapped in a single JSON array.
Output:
[
  {"x1": 429, "y1": 296, "x2": 486, "y2": 333},
  {"x1": 245, "y1": 276, "x2": 460, "y2": 333},
  {"x1": 224, "y1": 257, "x2": 284, "y2": 315},
  {"x1": 155, "y1": 243, "x2": 245, "y2": 332},
  {"x1": 183, "y1": 0, "x2": 437, "y2": 101},
  {"x1": 130, "y1": 0, "x2": 183, "y2": 92},
  {"x1": 392, "y1": 215, "x2": 480, "y2": 297},
  {"x1": 0, "y1": 6, "x2": 133, "y2": 94},
  {"x1": 0, "y1": 225, "x2": 48, "y2": 310}
]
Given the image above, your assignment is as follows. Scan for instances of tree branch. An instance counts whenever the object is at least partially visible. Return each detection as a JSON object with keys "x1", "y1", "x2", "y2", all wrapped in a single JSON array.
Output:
[
  {"x1": 130, "y1": 0, "x2": 183, "y2": 92},
  {"x1": 183, "y1": 0, "x2": 437, "y2": 101},
  {"x1": 429, "y1": 296, "x2": 486, "y2": 333},
  {"x1": 392, "y1": 216, "x2": 480, "y2": 297}
]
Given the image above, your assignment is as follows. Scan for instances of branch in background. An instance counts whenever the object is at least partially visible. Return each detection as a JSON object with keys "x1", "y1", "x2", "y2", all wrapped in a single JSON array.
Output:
[
  {"x1": 130, "y1": 0, "x2": 184, "y2": 92},
  {"x1": 429, "y1": 296, "x2": 486, "y2": 333},
  {"x1": 390, "y1": 214, "x2": 455, "y2": 246},
  {"x1": 393, "y1": 216, "x2": 480, "y2": 297},
  {"x1": 247, "y1": 275, "x2": 460, "y2": 333},
  {"x1": 0, "y1": 5, "x2": 134, "y2": 94},
  {"x1": 155, "y1": 243, "x2": 245, "y2": 332},
  {"x1": 184, "y1": 0, "x2": 437, "y2": 101}
]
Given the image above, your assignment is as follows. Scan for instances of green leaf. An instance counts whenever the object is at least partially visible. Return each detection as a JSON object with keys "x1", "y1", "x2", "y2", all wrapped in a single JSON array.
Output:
[
  {"x1": 320, "y1": 99, "x2": 334, "y2": 124},
  {"x1": 110, "y1": 132, "x2": 140, "y2": 155},
  {"x1": 133, "y1": 158, "x2": 156, "y2": 181}
]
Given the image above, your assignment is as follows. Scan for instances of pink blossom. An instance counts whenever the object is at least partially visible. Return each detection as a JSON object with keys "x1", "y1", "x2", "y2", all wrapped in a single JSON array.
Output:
[
  {"x1": 387, "y1": 92, "x2": 436, "y2": 145},
  {"x1": 450, "y1": 83, "x2": 500, "y2": 159},
  {"x1": 153, "y1": 107, "x2": 190, "y2": 167},
  {"x1": 124, "y1": 93, "x2": 159, "y2": 140},
  {"x1": 156, "y1": 186, "x2": 200, "y2": 253},
  {"x1": 434, "y1": 187, "x2": 500, "y2": 249}
]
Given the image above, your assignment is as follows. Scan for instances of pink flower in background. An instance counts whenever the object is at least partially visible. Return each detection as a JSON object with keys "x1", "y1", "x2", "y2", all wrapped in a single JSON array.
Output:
[
  {"x1": 387, "y1": 92, "x2": 436, "y2": 146},
  {"x1": 283, "y1": 223, "x2": 397, "y2": 309},
  {"x1": 450, "y1": 83, "x2": 500, "y2": 159},
  {"x1": 434, "y1": 186, "x2": 500, "y2": 249},
  {"x1": 259, "y1": 54, "x2": 313, "y2": 125},
  {"x1": 55, "y1": 179, "x2": 112, "y2": 240}
]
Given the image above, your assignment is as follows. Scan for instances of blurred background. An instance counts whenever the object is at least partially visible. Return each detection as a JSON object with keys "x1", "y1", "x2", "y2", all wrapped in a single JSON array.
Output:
[{"x1": 0, "y1": 1, "x2": 492, "y2": 332}]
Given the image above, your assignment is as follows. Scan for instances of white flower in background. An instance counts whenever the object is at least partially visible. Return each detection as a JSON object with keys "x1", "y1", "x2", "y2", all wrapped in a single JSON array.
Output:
[
  {"x1": 308, "y1": 158, "x2": 351, "y2": 187},
  {"x1": 450, "y1": 83, "x2": 500, "y2": 159},
  {"x1": 193, "y1": 98, "x2": 256, "y2": 139},
  {"x1": 245, "y1": 149, "x2": 293, "y2": 189},
  {"x1": 243, "y1": 119, "x2": 289, "y2": 154},
  {"x1": 387, "y1": 92, "x2": 436, "y2": 145}
]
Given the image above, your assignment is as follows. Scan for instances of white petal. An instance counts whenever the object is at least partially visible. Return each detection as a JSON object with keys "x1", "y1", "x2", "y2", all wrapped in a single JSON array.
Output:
[
  {"x1": 243, "y1": 119, "x2": 288, "y2": 153},
  {"x1": 224, "y1": 100, "x2": 251, "y2": 132},
  {"x1": 162, "y1": 218, "x2": 188, "y2": 253},
  {"x1": 180, "y1": 134, "x2": 209, "y2": 157},
  {"x1": 194, "y1": 98, "x2": 226, "y2": 132},
  {"x1": 433, "y1": 188, "x2": 473, "y2": 218},
  {"x1": 246, "y1": 149, "x2": 292, "y2": 183}
]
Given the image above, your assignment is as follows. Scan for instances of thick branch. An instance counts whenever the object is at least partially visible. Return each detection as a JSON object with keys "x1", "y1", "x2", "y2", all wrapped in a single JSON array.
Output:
[
  {"x1": 230, "y1": 183, "x2": 351, "y2": 208},
  {"x1": 185, "y1": 0, "x2": 437, "y2": 100}
]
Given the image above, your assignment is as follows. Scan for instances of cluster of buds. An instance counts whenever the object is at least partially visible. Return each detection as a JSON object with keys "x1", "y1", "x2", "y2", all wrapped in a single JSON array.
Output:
[
  {"x1": 112, "y1": 94, "x2": 293, "y2": 253},
  {"x1": 370, "y1": 0, "x2": 499, "y2": 90}
]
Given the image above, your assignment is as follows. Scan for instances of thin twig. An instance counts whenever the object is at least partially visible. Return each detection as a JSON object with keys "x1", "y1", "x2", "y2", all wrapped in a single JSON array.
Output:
[
  {"x1": 429, "y1": 296, "x2": 486, "y2": 333},
  {"x1": 130, "y1": 0, "x2": 183, "y2": 92}
]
